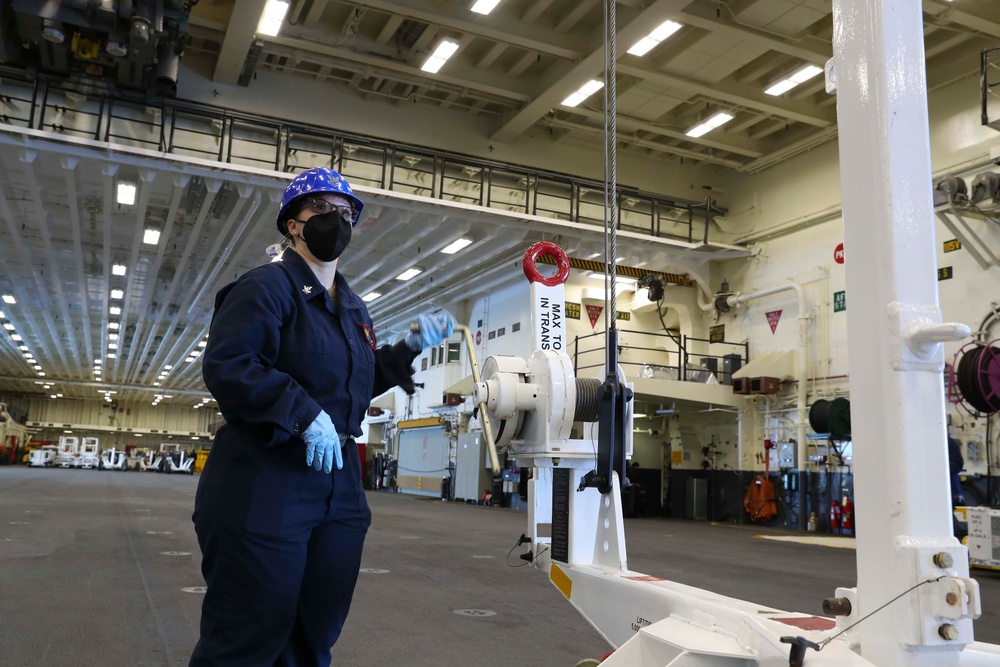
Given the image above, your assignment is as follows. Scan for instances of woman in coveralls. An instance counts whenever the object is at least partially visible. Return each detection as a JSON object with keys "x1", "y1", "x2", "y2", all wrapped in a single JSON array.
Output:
[{"x1": 190, "y1": 167, "x2": 455, "y2": 666}]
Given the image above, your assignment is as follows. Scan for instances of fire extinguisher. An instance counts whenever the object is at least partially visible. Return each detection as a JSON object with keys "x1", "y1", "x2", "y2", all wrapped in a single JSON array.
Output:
[
  {"x1": 841, "y1": 494, "x2": 854, "y2": 535},
  {"x1": 830, "y1": 499, "x2": 842, "y2": 532}
]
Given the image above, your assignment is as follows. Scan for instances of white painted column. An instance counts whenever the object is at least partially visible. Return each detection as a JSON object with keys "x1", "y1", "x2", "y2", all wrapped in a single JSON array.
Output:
[{"x1": 832, "y1": 0, "x2": 976, "y2": 664}]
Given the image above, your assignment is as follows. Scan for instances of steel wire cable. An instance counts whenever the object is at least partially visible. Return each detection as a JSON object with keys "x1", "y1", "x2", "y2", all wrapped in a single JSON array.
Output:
[{"x1": 602, "y1": 0, "x2": 619, "y2": 375}]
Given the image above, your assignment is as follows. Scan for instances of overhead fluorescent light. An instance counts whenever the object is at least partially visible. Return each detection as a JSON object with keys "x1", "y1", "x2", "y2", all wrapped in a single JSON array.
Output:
[
  {"x1": 10, "y1": 334, "x2": 21, "y2": 341},
  {"x1": 143, "y1": 229, "x2": 160, "y2": 245},
  {"x1": 421, "y1": 39, "x2": 460, "y2": 74},
  {"x1": 112, "y1": 264, "x2": 127, "y2": 276},
  {"x1": 18, "y1": 345, "x2": 28, "y2": 351},
  {"x1": 109, "y1": 333, "x2": 119, "y2": 341},
  {"x1": 94, "y1": 359, "x2": 102, "y2": 364},
  {"x1": 110, "y1": 289, "x2": 124, "y2": 300},
  {"x1": 2, "y1": 295, "x2": 15, "y2": 304},
  {"x1": 256, "y1": 0, "x2": 290, "y2": 37},
  {"x1": 2, "y1": 323, "x2": 13, "y2": 330},
  {"x1": 107, "y1": 353, "x2": 116, "y2": 358},
  {"x1": 470, "y1": 0, "x2": 501, "y2": 14},
  {"x1": 362, "y1": 291, "x2": 381, "y2": 302},
  {"x1": 396, "y1": 267, "x2": 423, "y2": 281},
  {"x1": 116, "y1": 181, "x2": 137, "y2": 206},
  {"x1": 164, "y1": 365, "x2": 173, "y2": 370},
  {"x1": 441, "y1": 238, "x2": 473, "y2": 254},
  {"x1": 33, "y1": 365, "x2": 41, "y2": 371},
  {"x1": 108, "y1": 343, "x2": 118, "y2": 350},
  {"x1": 198, "y1": 341, "x2": 207, "y2": 347},
  {"x1": 561, "y1": 80, "x2": 604, "y2": 108},
  {"x1": 627, "y1": 20, "x2": 682, "y2": 57},
  {"x1": 109, "y1": 306, "x2": 121, "y2": 315},
  {"x1": 685, "y1": 111, "x2": 734, "y2": 138},
  {"x1": 764, "y1": 64, "x2": 823, "y2": 96}
]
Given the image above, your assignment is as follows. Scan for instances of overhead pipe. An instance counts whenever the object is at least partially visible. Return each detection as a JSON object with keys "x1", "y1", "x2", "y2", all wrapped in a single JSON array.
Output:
[{"x1": 725, "y1": 281, "x2": 810, "y2": 529}]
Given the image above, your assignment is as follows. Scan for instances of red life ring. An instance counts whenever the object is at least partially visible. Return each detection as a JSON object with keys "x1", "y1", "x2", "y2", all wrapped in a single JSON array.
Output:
[{"x1": 522, "y1": 242, "x2": 570, "y2": 286}]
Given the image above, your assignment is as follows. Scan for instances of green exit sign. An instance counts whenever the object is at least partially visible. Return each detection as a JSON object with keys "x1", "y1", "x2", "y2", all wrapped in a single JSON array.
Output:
[{"x1": 833, "y1": 290, "x2": 846, "y2": 312}]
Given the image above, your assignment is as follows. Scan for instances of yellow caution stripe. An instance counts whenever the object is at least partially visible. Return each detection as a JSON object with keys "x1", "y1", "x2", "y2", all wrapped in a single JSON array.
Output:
[
  {"x1": 397, "y1": 417, "x2": 442, "y2": 429},
  {"x1": 550, "y1": 562, "x2": 573, "y2": 600},
  {"x1": 535, "y1": 254, "x2": 690, "y2": 286}
]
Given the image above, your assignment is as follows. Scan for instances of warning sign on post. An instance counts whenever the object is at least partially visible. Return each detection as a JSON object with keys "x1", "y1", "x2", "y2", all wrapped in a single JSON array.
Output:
[
  {"x1": 586, "y1": 305, "x2": 603, "y2": 328},
  {"x1": 709, "y1": 324, "x2": 725, "y2": 342},
  {"x1": 565, "y1": 302, "x2": 581, "y2": 320},
  {"x1": 534, "y1": 293, "x2": 564, "y2": 351},
  {"x1": 766, "y1": 310, "x2": 782, "y2": 334}
]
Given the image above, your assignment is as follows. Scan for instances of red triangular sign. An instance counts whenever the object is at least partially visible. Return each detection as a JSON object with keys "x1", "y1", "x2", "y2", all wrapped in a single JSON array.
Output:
[
  {"x1": 766, "y1": 309, "x2": 782, "y2": 334},
  {"x1": 586, "y1": 304, "x2": 604, "y2": 328}
]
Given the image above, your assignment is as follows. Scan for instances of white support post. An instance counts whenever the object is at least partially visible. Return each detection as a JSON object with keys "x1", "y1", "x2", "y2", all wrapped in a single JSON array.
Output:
[{"x1": 833, "y1": 0, "x2": 978, "y2": 663}]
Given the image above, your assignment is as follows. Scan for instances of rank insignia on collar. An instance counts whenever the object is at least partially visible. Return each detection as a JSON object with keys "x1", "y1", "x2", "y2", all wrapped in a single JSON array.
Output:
[
  {"x1": 302, "y1": 285, "x2": 313, "y2": 294},
  {"x1": 361, "y1": 324, "x2": 377, "y2": 350}
]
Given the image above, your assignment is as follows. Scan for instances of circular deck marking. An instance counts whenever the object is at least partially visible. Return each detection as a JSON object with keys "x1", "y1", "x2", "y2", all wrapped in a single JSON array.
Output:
[
  {"x1": 181, "y1": 587, "x2": 207, "y2": 594},
  {"x1": 160, "y1": 551, "x2": 192, "y2": 556},
  {"x1": 359, "y1": 568, "x2": 390, "y2": 574},
  {"x1": 453, "y1": 609, "x2": 496, "y2": 618}
]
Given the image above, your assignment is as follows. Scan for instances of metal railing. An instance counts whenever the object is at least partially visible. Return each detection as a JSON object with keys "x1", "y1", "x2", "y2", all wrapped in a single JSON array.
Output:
[
  {"x1": 0, "y1": 69, "x2": 727, "y2": 244},
  {"x1": 573, "y1": 329, "x2": 749, "y2": 384}
]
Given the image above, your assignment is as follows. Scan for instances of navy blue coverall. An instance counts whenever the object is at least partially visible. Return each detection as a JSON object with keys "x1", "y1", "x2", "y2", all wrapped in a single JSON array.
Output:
[{"x1": 191, "y1": 248, "x2": 416, "y2": 666}]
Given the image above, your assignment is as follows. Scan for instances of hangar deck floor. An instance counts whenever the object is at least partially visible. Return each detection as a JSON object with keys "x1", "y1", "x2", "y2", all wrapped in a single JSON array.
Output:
[{"x1": 1, "y1": 468, "x2": 997, "y2": 666}]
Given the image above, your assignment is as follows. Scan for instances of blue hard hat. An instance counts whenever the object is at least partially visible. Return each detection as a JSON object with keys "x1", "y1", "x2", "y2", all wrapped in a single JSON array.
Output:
[{"x1": 276, "y1": 167, "x2": 365, "y2": 235}]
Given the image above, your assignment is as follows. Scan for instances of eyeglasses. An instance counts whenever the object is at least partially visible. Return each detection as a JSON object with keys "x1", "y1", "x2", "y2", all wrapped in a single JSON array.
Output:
[{"x1": 303, "y1": 198, "x2": 359, "y2": 225}]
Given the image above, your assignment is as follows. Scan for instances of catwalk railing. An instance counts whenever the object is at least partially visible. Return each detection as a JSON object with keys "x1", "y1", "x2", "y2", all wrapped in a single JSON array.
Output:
[
  {"x1": 572, "y1": 329, "x2": 749, "y2": 384},
  {"x1": 0, "y1": 70, "x2": 724, "y2": 244}
]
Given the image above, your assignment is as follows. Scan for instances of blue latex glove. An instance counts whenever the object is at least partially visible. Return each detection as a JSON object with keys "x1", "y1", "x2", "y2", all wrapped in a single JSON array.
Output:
[
  {"x1": 302, "y1": 410, "x2": 343, "y2": 473},
  {"x1": 405, "y1": 311, "x2": 457, "y2": 351}
]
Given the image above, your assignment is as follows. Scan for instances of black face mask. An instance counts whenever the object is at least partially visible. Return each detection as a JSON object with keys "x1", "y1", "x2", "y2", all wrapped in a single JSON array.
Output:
[{"x1": 300, "y1": 211, "x2": 353, "y2": 262}]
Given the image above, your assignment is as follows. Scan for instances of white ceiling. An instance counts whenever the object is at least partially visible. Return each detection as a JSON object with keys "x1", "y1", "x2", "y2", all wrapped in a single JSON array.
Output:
[{"x1": 0, "y1": 0, "x2": 996, "y2": 408}]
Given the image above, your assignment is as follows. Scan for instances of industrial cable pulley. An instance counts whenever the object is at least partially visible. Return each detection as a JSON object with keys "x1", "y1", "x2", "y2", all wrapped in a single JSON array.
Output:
[
  {"x1": 808, "y1": 398, "x2": 852, "y2": 440},
  {"x1": 950, "y1": 341, "x2": 1000, "y2": 415}
]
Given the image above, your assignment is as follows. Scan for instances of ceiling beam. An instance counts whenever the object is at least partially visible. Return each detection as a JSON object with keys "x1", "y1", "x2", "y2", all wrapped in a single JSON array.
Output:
[
  {"x1": 545, "y1": 117, "x2": 746, "y2": 168},
  {"x1": 374, "y1": 14, "x2": 404, "y2": 45},
  {"x1": 521, "y1": 0, "x2": 557, "y2": 24},
  {"x1": 267, "y1": 33, "x2": 533, "y2": 101},
  {"x1": 617, "y1": 63, "x2": 836, "y2": 127},
  {"x1": 491, "y1": 0, "x2": 699, "y2": 143},
  {"x1": 923, "y1": 0, "x2": 1000, "y2": 40},
  {"x1": 343, "y1": 0, "x2": 587, "y2": 60},
  {"x1": 676, "y1": 2, "x2": 831, "y2": 65},
  {"x1": 562, "y1": 106, "x2": 764, "y2": 157},
  {"x1": 212, "y1": 0, "x2": 269, "y2": 84}
]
